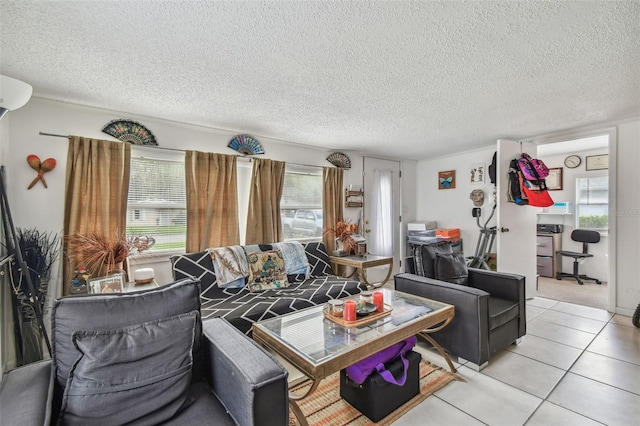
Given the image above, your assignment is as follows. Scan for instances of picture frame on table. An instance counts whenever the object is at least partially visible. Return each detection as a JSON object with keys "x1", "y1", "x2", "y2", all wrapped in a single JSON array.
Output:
[
  {"x1": 88, "y1": 273, "x2": 125, "y2": 294},
  {"x1": 546, "y1": 167, "x2": 563, "y2": 191}
]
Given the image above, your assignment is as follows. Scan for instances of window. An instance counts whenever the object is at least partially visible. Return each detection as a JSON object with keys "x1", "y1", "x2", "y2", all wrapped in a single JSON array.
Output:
[
  {"x1": 281, "y1": 165, "x2": 323, "y2": 241},
  {"x1": 127, "y1": 156, "x2": 186, "y2": 252},
  {"x1": 576, "y1": 176, "x2": 608, "y2": 231}
]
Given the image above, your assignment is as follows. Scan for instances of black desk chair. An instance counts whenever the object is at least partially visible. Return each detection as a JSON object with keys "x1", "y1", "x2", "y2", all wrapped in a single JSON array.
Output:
[{"x1": 556, "y1": 229, "x2": 602, "y2": 285}]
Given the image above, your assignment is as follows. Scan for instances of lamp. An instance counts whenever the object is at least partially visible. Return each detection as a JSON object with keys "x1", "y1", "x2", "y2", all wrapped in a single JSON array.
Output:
[{"x1": 0, "y1": 75, "x2": 33, "y2": 120}]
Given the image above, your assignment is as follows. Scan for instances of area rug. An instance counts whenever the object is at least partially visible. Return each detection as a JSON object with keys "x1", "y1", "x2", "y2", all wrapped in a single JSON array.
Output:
[{"x1": 288, "y1": 359, "x2": 462, "y2": 426}]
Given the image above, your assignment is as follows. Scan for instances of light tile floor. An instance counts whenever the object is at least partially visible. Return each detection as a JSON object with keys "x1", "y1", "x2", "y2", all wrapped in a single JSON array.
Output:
[
  {"x1": 393, "y1": 297, "x2": 640, "y2": 425},
  {"x1": 279, "y1": 296, "x2": 640, "y2": 425}
]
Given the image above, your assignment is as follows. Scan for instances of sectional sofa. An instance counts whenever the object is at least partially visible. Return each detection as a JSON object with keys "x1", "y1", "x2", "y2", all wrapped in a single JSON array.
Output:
[{"x1": 171, "y1": 242, "x2": 368, "y2": 335}]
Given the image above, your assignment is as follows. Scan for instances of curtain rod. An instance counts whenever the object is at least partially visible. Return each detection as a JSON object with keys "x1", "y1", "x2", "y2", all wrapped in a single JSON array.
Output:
[{"x1": 39, "y1": 131, "x2": 325, "y2": 169}]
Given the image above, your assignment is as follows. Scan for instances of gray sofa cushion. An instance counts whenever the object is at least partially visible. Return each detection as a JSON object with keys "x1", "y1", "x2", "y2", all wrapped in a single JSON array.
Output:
[
  {"x1": 51, "y1": 279, "x2": 202, "y2": 405},
  {"x1": 59, "y1": 311, "x2": 198, "y2": 426},
  {"x1": 434, "y1": 252, "x2": 469, "y2": 285},
  {"x1": 411, "y1": 241, "x2": 453, "y2": 277},
  {"x1": 488, "y1": 297, "x2": 520, "y2": 331}
]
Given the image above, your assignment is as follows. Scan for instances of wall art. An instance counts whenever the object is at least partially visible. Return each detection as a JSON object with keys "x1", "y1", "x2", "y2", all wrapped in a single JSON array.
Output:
[
  {"x1": 438, "y1": 170, "x2": 456, "y2": 190},
  {"x1": 470, "y1": 163, "x2": 485, "y2": 184},
  {"x1": 546, "y1": 167, "x2": 563, "y2": 190}
]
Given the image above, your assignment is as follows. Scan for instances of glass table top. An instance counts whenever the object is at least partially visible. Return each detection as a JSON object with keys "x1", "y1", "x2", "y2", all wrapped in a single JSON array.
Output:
[{"x1": 253, "y1": 289, "x2": 450, "y2": 366}]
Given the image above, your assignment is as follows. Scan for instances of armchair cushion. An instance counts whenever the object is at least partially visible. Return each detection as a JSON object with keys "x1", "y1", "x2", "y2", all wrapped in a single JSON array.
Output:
[
  {"x1": 434, "y1": 252, "x2": 469, "y2": 285},
  {"x1": 411, "y1": 241, "x2": 453, "y2": 277},
  {"x1": 59, "y1": 311, "x2": 198, "y2": 426},
  {"x1": 488, "y1": 297, "x2": 520, "y2": 330}
]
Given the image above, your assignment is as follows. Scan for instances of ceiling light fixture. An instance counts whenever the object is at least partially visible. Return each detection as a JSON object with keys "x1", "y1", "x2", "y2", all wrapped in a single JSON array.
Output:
[{"x1": 0, "y1": 75, "x2": 33, "y2": 121}]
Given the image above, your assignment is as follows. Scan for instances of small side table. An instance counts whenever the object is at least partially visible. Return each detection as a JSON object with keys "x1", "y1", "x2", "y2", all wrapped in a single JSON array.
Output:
[
  {"x1": 124, "y1": 280, "x2": 159, "y2": 293},
  {"x1": 329, "y1": 254, "x2": 393, "y2": 288}
]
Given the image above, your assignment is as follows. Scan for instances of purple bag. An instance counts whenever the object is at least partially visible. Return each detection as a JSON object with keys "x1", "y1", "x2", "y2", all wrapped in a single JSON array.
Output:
[
  {"x1": 517, "y1": 153, "x2": 549, "y2": 181},
  {"x1": 345, "y1": 336, "x2": 417, "y2": 386}
]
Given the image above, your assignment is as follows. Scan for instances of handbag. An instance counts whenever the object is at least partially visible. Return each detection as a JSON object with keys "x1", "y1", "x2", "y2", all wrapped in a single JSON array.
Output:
[{"x1": 345, "y1": 336, "x2": 417, "y2": 386}]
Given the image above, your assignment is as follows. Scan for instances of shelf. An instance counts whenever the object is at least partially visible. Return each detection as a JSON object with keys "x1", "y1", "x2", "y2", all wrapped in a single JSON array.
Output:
[{"x1": 345, "y1": 189, "x2": 363, "y2": 208}]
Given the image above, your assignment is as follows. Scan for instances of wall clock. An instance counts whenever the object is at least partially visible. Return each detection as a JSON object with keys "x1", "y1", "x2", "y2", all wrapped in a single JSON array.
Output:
[{"x1": 564, "y1": 155, "x2": 581, "y2": 168}]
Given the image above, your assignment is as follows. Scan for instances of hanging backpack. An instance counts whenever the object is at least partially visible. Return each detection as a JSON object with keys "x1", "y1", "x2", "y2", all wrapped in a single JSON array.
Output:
[
  {"x1": 508, "y1": 159, "x2": 528, "y2": 205},
  {"x1": 518, "y1": 153, "x2": 549, "y2": 182}
]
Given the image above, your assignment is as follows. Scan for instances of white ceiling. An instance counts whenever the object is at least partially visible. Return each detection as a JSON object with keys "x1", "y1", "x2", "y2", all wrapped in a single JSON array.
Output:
[{"x1": 1, "y1": 1, "x2": 639, "y2": 160}]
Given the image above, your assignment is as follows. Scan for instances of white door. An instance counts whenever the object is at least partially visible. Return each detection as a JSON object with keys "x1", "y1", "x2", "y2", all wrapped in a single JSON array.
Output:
[
  {"x1": 363, "y1": 157, "x2": 401, "y2": 280},
  {"x1": 497, "y1": 140, "x2": 538, "y2": 297}
]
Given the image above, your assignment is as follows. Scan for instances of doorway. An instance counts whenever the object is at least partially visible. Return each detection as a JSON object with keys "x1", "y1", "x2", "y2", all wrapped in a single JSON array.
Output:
[
  {"x1": 535, "y1": 131, "x2": 614, "y2": 310},
  {"x1": 362, "y1": 157, "x2": 401, "y2": 283}
]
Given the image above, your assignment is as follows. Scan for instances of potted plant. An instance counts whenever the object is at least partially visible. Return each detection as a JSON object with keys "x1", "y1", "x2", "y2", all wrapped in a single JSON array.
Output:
[
  {"x1": 325, "y1": 220, "x2": 359, "y2": 255},
  {"x1": 65, "y1": 232, "x2": 155, "y2": 281}
]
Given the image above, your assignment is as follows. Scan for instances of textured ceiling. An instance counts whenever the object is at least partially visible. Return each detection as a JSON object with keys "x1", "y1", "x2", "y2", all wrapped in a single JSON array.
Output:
[{"x1": 1, "y1": 1, "x2": 639, "y2": 159}]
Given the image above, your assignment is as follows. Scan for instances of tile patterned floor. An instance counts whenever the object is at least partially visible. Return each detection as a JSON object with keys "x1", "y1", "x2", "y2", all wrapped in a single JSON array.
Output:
[{"x1": 394, "y1": 297, "x2": 640, "y2": 426}]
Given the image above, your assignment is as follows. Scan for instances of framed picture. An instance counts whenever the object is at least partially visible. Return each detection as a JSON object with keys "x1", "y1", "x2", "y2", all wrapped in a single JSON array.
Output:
[
  {"x1": 586, "y1": 154, "x2": 608, "y2": 170},
  {"x1": 88, "y1": 273, "x2": 125, "y2": 294},
  {"x1": 546, "y1": 167, "x2": 563, "y2": 190},
  {"x1": 438, "y1": 170, "x2": 456, "y2": 190},
  {"x1": 470, "y1": 163, "x2": 485, "y2": 184}
]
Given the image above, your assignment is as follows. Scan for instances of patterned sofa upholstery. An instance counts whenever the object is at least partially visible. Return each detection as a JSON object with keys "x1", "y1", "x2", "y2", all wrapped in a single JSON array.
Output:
[{"x1": 171, "y1": 242, "x2": 368, "y2": 335}]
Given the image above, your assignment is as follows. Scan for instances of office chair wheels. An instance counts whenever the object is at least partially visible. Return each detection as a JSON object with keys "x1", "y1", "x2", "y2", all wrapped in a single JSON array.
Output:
[
  {"x1": 633, "y1": 303, "x2": 640, "y2": 328},
  {"x1": 577, "y1": 280, "x2": 584, "y2": 285},
  {"x1": 596, "y1": 279, "x2": 602, "y2": 285}
]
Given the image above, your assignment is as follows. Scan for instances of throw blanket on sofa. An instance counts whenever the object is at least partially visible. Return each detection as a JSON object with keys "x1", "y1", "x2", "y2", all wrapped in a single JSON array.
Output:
[
  {"x1": 210, "y1": 245, "x2": 249, "y2": 288},
  {"x1": 272, "y1": 241, "x2": 310, "y2": 278},
  {"x1": 172, "y1": 242, "x2": 368, "y2": 335}
]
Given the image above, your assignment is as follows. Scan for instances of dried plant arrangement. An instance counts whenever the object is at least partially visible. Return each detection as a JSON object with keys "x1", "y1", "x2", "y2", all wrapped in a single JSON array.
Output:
[{"x1": 65, "y1": 232, "x2": 132, "y2": 276}]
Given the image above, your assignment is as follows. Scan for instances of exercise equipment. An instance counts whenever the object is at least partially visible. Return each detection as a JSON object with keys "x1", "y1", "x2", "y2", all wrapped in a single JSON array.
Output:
[{"x1": 467, "y1": 203, "x2": 497, "y2": 270}]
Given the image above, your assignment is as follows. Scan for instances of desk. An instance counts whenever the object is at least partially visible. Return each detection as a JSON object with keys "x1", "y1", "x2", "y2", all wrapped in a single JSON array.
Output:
[{"x1": 329, "y1": 254, "x2": 393, "y2": 288}]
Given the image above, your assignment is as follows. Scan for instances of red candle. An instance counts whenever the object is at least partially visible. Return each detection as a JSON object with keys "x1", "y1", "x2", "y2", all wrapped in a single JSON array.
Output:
[
  {"x1": 344, "y1": 300, "x2": 357, "y2": 322},
  {"x1": 373, "y1": 291, "x2": 384, "y2": 313}
]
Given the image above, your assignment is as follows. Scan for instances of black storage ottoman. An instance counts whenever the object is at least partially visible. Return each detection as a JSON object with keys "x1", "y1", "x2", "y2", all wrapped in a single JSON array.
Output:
[{"x1": 340, "y1": 350, "x2": 422, "y2": 422}]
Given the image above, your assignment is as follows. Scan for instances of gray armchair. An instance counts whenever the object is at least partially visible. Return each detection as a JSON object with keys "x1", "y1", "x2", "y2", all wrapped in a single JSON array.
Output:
[
  {"x1": 395, "y1": 242, "x2": 525, "y2": 370},
  {"x1": 0, "y1": 278, "x2": 289, "y2": 425}
]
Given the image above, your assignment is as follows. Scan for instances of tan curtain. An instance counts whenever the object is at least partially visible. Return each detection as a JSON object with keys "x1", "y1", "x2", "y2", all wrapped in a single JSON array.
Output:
[
  {"x1": 245, "y1": 158, "x2": 285, "y2": 244},
  {"x1": 63, "y1": 136, "x2": 131, "y2": 295},
  {"x1": 185, "y1": 151, "x2": 239, "y2": 251},
  {"x1": 323, "y1": 167, "x2": 344, "y2": 254}
]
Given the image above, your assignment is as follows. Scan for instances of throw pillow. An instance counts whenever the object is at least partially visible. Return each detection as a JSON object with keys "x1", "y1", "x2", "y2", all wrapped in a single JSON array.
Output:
[
  {"x1": 58, "y1": 311, "x2": 198, "y2": 426},
  {"x1": 412, "y1": 241, "x2": 453, "y2": 278},
  {"x1": 434, "y1": 252, "x2": 469, "y2": 285},
  {"x1": 247, "y1": 250, "x2": 290, "y2": 292}
]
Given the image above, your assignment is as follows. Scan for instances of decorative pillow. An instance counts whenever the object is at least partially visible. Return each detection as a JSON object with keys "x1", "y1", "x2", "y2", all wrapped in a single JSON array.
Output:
[
  {"x1": 412, "y1": 241, "x2": 453, "y2": 278},
  {"x1": 434, "y1": 252, "x2": 469, "y2": 285},
  {"x1": 247, "y1": 250, "x2": 290, "y2": 292},
  {"x1": 58, "y1": 311, "x2": 198, "y2": 425}
]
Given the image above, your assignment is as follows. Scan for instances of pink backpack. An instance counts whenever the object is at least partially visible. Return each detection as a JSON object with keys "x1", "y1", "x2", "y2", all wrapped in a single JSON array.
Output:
[{"x1": 518, "y1": 153, "x2": 549, "y2": 182}]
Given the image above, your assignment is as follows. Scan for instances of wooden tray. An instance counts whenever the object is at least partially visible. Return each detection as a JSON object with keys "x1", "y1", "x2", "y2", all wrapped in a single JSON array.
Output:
[{"x1": 323, "y1": 303, "x2": 393, "y2": 327}]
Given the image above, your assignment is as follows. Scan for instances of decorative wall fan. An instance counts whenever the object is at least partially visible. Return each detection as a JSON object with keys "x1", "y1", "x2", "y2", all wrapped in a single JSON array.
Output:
[
  {"x1": 101, "y1": 119, "x2": 158, "y2": 146},
  {"x1": 227, "y1": 134, "x2": 265, "y2": 155},
  {"x1": 326, "y1": 152, "x2": 351, "y2": 169}
]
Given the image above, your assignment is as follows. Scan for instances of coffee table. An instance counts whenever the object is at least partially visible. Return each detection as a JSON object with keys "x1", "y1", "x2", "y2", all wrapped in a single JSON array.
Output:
[
  {"x1": 252, "y1": 289, "x2": 455, "y2": 426},
  {"x1": 329, "y1": 254, "x2": 393, "y2": 288}
]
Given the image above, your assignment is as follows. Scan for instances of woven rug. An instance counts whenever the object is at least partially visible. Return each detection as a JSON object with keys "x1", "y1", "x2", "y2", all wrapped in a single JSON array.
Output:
[{"x1": 288, "y1": 359, "x2": 461, "y2": 426}]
